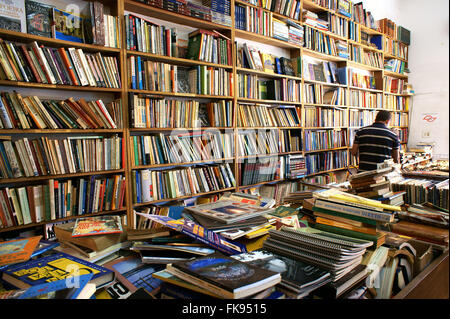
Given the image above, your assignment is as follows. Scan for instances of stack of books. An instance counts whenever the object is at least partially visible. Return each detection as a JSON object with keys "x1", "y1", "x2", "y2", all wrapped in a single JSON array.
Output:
[
  {"x1": 285, "y1": 155, "x2": 307, "y2": 179},
  {"x1": 349, "y1": 167, "x2": 394, "y2": 199},
  {"x1": 302, "y1": 10, "x2": 329, "y2": 31},
  {"x1": 263, "y1": 225, "x2": 372, "y2": 284},
  {"x1": 311, "y1": 188, "x2": 401, "y2": 247}
]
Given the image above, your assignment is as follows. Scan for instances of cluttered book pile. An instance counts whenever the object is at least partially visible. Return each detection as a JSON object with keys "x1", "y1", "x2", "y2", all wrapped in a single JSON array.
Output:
[{"x1": 0, "y1": 178, "x2": 448, "y2": 300}]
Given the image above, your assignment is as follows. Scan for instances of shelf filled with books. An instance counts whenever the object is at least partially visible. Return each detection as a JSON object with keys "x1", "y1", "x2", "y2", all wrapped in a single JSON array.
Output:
[{"x1": 0, "y1": 0, "x2": 413, "y2": 233}]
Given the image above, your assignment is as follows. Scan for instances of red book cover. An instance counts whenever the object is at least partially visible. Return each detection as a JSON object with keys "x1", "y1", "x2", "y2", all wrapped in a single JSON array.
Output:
[
  {"x1": 57, "y1": 48, "x2": 79, "y2": 86},
  {"x1": 71, "y1": 215, "x2": 123, "y2": 237}
]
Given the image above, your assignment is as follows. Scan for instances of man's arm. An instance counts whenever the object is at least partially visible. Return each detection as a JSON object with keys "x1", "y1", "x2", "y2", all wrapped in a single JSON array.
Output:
[
  {"x1": 351, "y1": 143, "x2": 359, "y2": 157},
  {"x1": 392, "y1": 148, "x2": 400, "y2": 164}
]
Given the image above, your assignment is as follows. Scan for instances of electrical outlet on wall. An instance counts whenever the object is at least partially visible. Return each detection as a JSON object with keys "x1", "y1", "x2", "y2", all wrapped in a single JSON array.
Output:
[{"x1": 422, "y1": 131, "x2": 431, "y2": 138}]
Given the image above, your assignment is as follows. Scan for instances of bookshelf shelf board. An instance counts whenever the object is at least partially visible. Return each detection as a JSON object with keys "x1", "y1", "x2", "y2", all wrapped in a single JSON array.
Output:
[
  {"x1": 124, "y1": 0, "x2": 231, "y2": 31},
  {"x1": 0, "y1": 208, "x2": 127, "y2": 234},
  {"x1": 302, "y1": 103, "x2": 348, "y2": 108},
  {"x1": 132, "y1": 187, "x2": 236, "y2": 206},
  {"x1": 384, "y1": 92, "x2": 413, "y2": 97},
  {"x1": 347, "y1": 86, "x2": 384, "y2": 93},
  {"x1": 384, "y1": 70, "x2": 409, "y2": 79},
  {"x1": 126, "y1": 50, "x2": 233, "y2": 69},
  {"x1": 347, "y1": 39, "x2": 383, "y2": 53},
  {"x1": 304, "y1": 146, "x2": 349, "y2": 154},
  {"x1": 0, "y1": 80, "x2": 122, "y2": 92},
  {"x1": 0, "y1": 169, "x2": 125, "y2": 185},
  {"x1": 237, "y1": 98, "x2": 301, "y2": 105},
  {"x1": 347, "y1": 106, "x2": 383, "y2": 110},
  {"x1": 0, "y1": 29, "x2": 121, "y2": 54},
  {"x1": 236, "y1": 68, "x2": 302, "y2": 81},
  {"x1": 237, "y1": 179, "x2": 285, "y2": 189},
  {"x1": 347, "y1": 60, "x2": 383, "y2": 72},
  {"x1": 234, "y1": 30, "x2": 299, "y2": 49},
  {"x1": 132, "y1": 157, "x2": 235, "y2": 169},
  {"x1": 384, "y1": 53, "x2": 408, "y2": 62},
  {"x1": 129, "y1": 89, "x2": 234, "y2": 99},
  {"x1": 305, "y1": 166, "x2": 348, "y2": 177},
  {"x1": 129, "y1": 127, "x2": 233, "y2": 132},
  {"x1": 303, "y1": 23, "x2": 349, "y2": 42},
  {"x1": 303, "y1": 79, "x2": 347, "y2": 87},
  {"x1": 238, "y1": 151, "x2": 303, "y2": 159},
  {"x1": 0, "y1": 129, "x2": 125, "y2": 134},
  {"x1": 301, "y1": 48, "x2": 348, "y2": 62}
]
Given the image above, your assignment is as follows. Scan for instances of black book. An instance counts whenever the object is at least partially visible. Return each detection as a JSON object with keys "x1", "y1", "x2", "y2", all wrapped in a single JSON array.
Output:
[
  {"x1": 280, "y1": 57, "x2": 295, "y2": 76},
  {"x1": 167, "y1": 252, "x2": 281, "y2": 299},
  {"x1": 312, "y1": 63, "x2": 326, "y2": 82},
  {"x1": 25, "y1": 0, "x2": 53, "y2": 38}
]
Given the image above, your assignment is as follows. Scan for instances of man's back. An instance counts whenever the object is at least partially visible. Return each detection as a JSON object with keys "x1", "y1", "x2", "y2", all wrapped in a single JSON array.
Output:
[{"x1": 353, "y1": 122, "x2": 400, "y2": 171}]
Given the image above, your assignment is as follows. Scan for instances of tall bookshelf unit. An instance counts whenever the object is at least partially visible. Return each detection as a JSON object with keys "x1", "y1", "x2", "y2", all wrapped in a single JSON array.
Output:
[{"x1": 0, "y1": 0, "x2": 413, "y2": 234}]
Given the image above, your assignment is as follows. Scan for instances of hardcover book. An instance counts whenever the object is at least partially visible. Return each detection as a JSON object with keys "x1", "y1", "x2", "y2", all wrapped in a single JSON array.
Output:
[
  {"x1": 0, "y1": 0, "x2": 26, "y2": 32},
  {"x1": 25, "y1": 0, "x2": 53, "y2": 37},
  {"x1": 185, "y1": 200, "x2": 274, "y2": 224},
  {"x1": 1, "y1": 251, "x2": 114, "y2": 289},
  {"x1": 167, "y1": 252, "x2": 281, "y2": 299},
  {"x1": 72, "y1": 215, "x2": 123, "y2": 237},
  {"x1": 0, "y1": 235, "x2": 42, "y2": 267},
  {"x1": 52, "y1": 7, "x2": 84, "y2": 43}
]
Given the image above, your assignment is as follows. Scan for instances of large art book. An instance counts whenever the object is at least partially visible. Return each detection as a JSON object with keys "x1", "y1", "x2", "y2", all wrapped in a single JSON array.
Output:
[
  {"x1": 185, "y1": 199, "x2": 274, "y2": 224},
  {"x1": 135, "y1": 212, "x2": 247, "y2": 255},
  {"x1": 1, "y1": 251, "x2": 114, "y2": 289},
  {"x1": 166, "y1": 252, "x2": 281, "y2": 299}
]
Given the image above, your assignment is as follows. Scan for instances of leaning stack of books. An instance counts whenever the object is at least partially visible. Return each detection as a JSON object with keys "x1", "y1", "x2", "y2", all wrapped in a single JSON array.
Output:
[{"x1": 349, "y1": 166, "x2": 394, "y2": 199}]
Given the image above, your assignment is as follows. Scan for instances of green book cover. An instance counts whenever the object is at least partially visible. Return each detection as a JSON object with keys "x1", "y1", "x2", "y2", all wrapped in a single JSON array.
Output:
[
  {"x1": 312, "y1": 206, "x2": 377, "y2": 226},
  {"x1": 259, "y1": 81, "x2": 268, "y2": 100},
  {"x1": 186, "y1": 33, "x2": 202, "y2": 60}
]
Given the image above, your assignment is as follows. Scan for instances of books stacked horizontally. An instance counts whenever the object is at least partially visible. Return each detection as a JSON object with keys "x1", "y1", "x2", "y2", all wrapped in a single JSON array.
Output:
[
  {"x1": 183, "y1": 193, "x2": 277, "y2": 243},
  {"x1": 302, "y1": 10, "x2": 329, "y2": 31},
  {"x1": 0, "y1": 39, "x2": 121, "y2": 88},
  {"x1": 262, "y1": 226, "x2": 373, "y2": 285},
  {"x1": 349, "y1": 166, "x2": 396, "y2": 200},
  {"x1": 311, "y1": 188, "x2": 401, "y2": 248}
]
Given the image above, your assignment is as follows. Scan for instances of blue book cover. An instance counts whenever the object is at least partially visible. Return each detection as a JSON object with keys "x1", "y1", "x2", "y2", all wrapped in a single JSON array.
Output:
[
  {"x1": 2, "y1": 251, "x2": 113, "y2": 289},
  {"x1": 137, "y1": 56, "x2": 142, "y2": 90},
  {"x1": 135, "y1": 170, "x2": 141, "y2": 203}
]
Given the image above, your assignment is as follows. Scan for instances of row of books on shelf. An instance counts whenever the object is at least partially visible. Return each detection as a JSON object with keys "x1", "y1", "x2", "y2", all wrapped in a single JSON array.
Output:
[
  {"x1": 305, "y1": 150, "x2": 348, "y2": 175},
  {"x1": 384, "y1": 95, "x2": 409, "y2": 111},
  {"x1": 384, "y1": 38, "x2": 408, "y2": 60},
  {"x1": 384, "y1": 59, "x2": 407, "y2": 75},
  {"x1": 391, "y1": 178, "x2": 449, "y2": 211},
  {"x1": 391, "y1": 113, "x2": 408, "y2": 127},
  {"x1": 348, "y1": 69, "x2": 376, "y2": 90},
  {"x1": 303, "y1": 26, "x2": 349, "y2": 58},
  {"x1": 304, "y1": 129, "x2": 347, "y2": 151},
  {"x1": 303, "y1": 84, "x2": 346, "y2": 106},
  {"x1": 130, "y1": 96, "x2": 232, "y2": 128},
  {"x1": 303, "y1": 60, "x2": 344, "y2": 84},
  {"x1": 0, "y1": 135, "x2": 123, "y2": 179},
  {"x1": 186, "y1": 29, "x2": 232, "y2": 65},
  {"x1": 280, "y1": 131, "x2": 302, "y2": 153},
  {"x1": 349, "y1": 89, "x2": 382, "y2": 109},
  {"x1": 304, "y1": 106, "x2": 347, "y2": 127},
  {"x1": 238, "y1": 130, "x2": 279, "y2": 156},
  {"x1": 128, "y1": 58, "x2": 233, "y2": 96},
  {"x1": 235, "y1": 4, "x2": 273, "y2": 37},
  {"x1": 384, "y1": 77, "x2": 406, "y2": 94},
  {"x1": 0, "y1": 39, "x2": 121, "y2": 88},
  {"x1": 130, "y1": 131, "x2": 234, "y2": 166},
  {"x1": 0, "y1": 175, "x2": 126, "y2": 228},
  {"x1": 397, "y1": 128, "x2": 408, "y2": 144},
  {"x1": 237, "y1": 74, "x2": 301, "y2": 101},
  {"x1": 349, "y1": 45, "x2": 383, "y2": 69},
  {"x1": 132, "y1": 162, "x2": 236, "y2": 203},
  {"x1": 241, "y1": 0, "x2": 302, "y2": 20},
  {"x1": 237, "y1": 43, "x2": 301, "y2": 77},
  {"x1": 349, "y1": 109, "x2": 376, "y2": 127},
  {"x1": 237, "y1": 103, "x2": 301, "y2": 127},
  {"x1": 0, "y1": 92, "x2": 122, "y2": 130},
  {"x1": 0, "y1": 0, "x2": 120, "y2": 47},
  {"x1": 238, "y1": 156, "x2": 285, "y2": 186}
]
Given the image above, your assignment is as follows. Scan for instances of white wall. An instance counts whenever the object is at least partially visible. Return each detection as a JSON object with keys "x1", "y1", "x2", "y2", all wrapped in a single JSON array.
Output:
[{"x1": 362, "y1": 0, "x2": 449, "y2": 158}]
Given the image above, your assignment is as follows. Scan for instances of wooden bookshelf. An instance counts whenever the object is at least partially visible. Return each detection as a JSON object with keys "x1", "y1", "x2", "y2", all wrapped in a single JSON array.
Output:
[{"x1": 0, "y1": 0, "x2": 413, "y2": 233}]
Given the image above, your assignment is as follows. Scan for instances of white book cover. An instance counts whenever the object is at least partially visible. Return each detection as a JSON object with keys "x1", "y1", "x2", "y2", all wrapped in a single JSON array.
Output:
[{"x1": 0, "y1": 0, "x2": 26, "y2": 32}]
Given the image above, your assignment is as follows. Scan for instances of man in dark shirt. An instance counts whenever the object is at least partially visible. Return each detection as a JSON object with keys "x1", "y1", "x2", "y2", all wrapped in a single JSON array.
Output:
[{"x1": 351, "y1": 110, "x2": 401, "y2": 172}]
